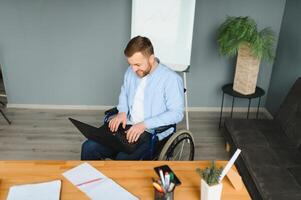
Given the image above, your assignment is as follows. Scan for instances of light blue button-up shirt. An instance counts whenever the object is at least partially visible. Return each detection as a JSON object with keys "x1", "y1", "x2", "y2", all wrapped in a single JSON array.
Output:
[{"x1": 117, "y1": 62, "x2": 184, "y2": 140}]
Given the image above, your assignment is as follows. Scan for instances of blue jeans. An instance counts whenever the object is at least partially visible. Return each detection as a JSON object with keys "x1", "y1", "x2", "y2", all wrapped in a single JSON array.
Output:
[{"x1": 81, "y1": 139, "x2": 151, "y2": 160}]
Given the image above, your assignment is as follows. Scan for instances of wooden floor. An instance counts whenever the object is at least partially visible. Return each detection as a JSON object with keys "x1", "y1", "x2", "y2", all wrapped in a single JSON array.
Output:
[{"x1": 0, "y1": 108, "x2": 267, "y2": 160}]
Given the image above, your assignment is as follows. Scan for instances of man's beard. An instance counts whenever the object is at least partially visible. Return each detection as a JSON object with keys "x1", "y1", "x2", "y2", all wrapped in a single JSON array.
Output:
[{"x1": 136, "y1": 63, "x2": 152, "y2": 77}]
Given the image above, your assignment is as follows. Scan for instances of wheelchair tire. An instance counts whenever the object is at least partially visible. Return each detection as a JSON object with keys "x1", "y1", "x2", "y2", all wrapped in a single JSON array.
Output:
[{"x1": 158, "y1": 129, "x2": 195, "y2": 161}]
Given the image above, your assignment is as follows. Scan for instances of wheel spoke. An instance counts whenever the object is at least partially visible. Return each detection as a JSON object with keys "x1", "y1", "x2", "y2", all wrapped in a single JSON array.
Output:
[
  {"x1": 158, "y1": 131, "x2": 194, "y2": 161},
  {"x1": 179, "y1": 141, "x2": 185, "y2": 160},
  {"x1": 170, "y1": 140, "x2": 187, "y2": 160},
  {"x1": 173, "y1": 148, "x2": 181, "y2": 160}
]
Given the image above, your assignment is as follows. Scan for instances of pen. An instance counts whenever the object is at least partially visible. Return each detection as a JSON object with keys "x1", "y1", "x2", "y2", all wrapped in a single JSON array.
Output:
[
  {"x1": 159, "y1": 169, "x2": 165, "y2": 188},
  {"x1": 168, "y1": 182, "x2": 175, "y2": 192},
  {"x1": 153, "y1": 182, "x2": 164, "y2": 193},
  {"x1": 152, "y1": 178, "x2": 161, "y2": 185},
  {"x1": 164, "y1": 172, "x2": 170, "y2": 190},
  {"x1": 169, "y1": 172, "x2": 174, "y2": 183}
]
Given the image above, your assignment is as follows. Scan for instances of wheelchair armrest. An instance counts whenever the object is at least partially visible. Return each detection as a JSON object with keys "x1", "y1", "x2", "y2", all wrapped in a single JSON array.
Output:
[
  {"x1": 104, "y1": 107, "x2": 118, "y2": 116},
  {"x1": 103, "y1": 107, "x2": 119, "y2": 123},
  {"x1": 154, "y1": 124, "x2": 176, "y2": 134}
]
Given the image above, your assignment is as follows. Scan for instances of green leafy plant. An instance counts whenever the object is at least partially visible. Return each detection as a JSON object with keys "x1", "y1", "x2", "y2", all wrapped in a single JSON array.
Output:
[
  {"x1": 196, "y1": 161, "x2": 223, "y2": 186},
  {"x1": 217, "y1": 16, "x2": 276, "y2": 61}
]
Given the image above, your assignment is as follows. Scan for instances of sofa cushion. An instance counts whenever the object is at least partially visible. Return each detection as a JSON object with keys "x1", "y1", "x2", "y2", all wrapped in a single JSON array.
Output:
[
  {"x1": 242, "y1": 145, "x2": 301, "y2": 170},
  {"x1": 289, "y1": 167, "x2": 301, "y2": 186},
  {"x1": 260, "y1": 128, "x2": 295, "y2": 149},
  {"x1": 282, "y1": 118, "x2": 301, "y2": 148},
  {"x1": 224, "y1": 119, "x2": 294, "y2": 149},
  {"x1": 267, "y1": 192, "x2": 301, "y2": 200},
  {"x1": 225, "y1": 118, "x2": 276, "y2": 132},
  {"x1": 242, "y1": 146, "x2": 279, "y2": 168},
  {"x1": 231, "y1": 129, "x2": 268, "y2": 148},
  {"x1": 272, "y1": 148, "x2": 301, "y2": 168},
  {"x1": 250, "y1": 166, "x2": 301, "y2": 200}
]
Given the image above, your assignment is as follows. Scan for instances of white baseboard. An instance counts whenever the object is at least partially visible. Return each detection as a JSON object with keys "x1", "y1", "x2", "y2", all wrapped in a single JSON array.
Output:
[
  {"x1": 188, "y1": 106, "x2": 273, "y2": 119},
  {"x1": 187, "y1": 106, "x2": 263, "y2": 112},
  {"x1": 7, "y1": 104, "x2": 113, "y2": 110},
  {"x1": 7, "y1": 104, "x2": 273, "y2": 117}
]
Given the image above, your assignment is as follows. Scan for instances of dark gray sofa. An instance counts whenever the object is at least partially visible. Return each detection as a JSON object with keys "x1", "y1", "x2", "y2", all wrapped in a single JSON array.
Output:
[{"x1": 223, "y1": 77, "x2": 301, "y2": 200}]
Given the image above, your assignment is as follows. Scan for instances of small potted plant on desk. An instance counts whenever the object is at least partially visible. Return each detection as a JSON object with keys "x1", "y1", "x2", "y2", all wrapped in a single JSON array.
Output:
[{"x1": 196, "y1": 161, "x2": 223, "y2": 200}]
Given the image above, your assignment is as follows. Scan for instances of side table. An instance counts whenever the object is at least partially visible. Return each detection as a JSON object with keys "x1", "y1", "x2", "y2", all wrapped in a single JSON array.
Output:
[{"x1": 219, "y1": 83, "x2": 265, "y2": 129}]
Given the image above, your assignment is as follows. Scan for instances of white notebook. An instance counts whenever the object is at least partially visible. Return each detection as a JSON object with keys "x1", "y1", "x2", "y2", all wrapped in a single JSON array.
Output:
[
  {"x1": 6, "y1": 180, "x2": 61, "y2": 200},
  {"x1": 63, "y1": 162, "x2": 138, "y2": 200}
]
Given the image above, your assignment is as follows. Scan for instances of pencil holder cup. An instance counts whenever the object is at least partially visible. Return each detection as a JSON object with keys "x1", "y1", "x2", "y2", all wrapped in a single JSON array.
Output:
[{"x1": 154, "y1": 188, "x2": 175, "y2": 200}]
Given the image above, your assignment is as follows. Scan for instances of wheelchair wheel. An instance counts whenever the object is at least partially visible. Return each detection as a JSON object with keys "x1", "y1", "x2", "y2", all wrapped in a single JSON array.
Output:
[{"x1": 158, "y1": 130, "x2": 195, "y2": 161}]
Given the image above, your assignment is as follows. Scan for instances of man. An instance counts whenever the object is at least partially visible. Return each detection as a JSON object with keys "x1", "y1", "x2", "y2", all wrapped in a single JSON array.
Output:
[{"x1": 81, "y1": 36, "x2": 184, "y2": 160}]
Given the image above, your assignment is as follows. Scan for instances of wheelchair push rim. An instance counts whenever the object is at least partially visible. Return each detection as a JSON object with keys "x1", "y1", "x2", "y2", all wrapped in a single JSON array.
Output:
[{"x1": 158, "y1": 130, "x2": 195, "y2": 161}]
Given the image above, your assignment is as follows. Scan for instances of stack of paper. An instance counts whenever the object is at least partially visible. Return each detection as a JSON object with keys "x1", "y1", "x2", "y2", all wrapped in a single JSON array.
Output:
[
  {"x1": 6, "y1": 180, "x2": 61, "y2": 200},
  {"x1": 63, "y1": 162, "x2": 138, "y2": 200}
]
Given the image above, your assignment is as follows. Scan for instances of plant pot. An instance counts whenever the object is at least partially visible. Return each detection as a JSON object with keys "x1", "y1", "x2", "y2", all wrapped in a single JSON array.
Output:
[
  {"x1": 201, "y1": 179, "x2": 223, "y2": 200},
  {"x1": 233, "y1": 43, "x2": 261, "y2": 95}
]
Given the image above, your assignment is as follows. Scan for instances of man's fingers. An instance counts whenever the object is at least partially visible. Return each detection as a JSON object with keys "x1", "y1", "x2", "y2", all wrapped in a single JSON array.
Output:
[
  {"x1": 108, "y1": 120, "x2": 112, "y2": 129},
  {"x1": 110, "y1": 119, "x2": 117, "y2": 132},
  {"x1": 114, "y1": 121, "x2": 120, "y2": 132},
  {"x1": 127, "y1": 128, "x2": 136, "y2": 143},
  {"x1": 122, "y1": 119, "x2": 126, "y2": 129},
  {"x1": 130, "y1": 130, "x2": 139, "y2": 143},
  {"x1": 112, "y1": 120, "x2": 117, "y2": 132},
  {"x1": 126, "y1": 126, "x2": 144, "y2": 143},
  {"x1": 128, "y1": 131, "x2": 135, "y2": 143},
  {"x1": 108, "y1": 119, "x2": 114, "y2": 131},
  {"x1": 134, "y1": 132, "x2": 141, "y2": 142},
  {"x1": 126, "y1": 128, "x2": 132, "y2": 141}
]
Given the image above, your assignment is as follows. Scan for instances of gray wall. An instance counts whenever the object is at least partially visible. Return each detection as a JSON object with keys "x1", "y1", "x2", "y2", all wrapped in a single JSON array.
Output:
[
  {"x1": 266, "y1": 0, "x2": 301, "y2": 115},
  {"x1": 188, "y1": 0, "x2": 286, "y2": 107},
  {"x1": 0, "y1": 0, "x2": 286, "y2": 107},
  {"x1": 0, "y1": 0, "x2": 131, "y2": 105}
]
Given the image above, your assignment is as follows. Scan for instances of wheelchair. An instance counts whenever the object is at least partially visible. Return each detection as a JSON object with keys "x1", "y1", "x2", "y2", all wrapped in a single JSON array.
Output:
[{"x1": 104, "y1": 107, "x2": 195, "y2": 161}]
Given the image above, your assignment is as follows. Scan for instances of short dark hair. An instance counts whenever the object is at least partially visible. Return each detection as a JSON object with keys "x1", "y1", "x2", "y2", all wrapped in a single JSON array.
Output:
[{"x1": 124, "y1": 36, "x2": 154, "y2": 57}]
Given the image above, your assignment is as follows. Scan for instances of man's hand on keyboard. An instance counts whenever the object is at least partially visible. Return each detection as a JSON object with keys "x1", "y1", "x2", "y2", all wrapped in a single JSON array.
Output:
[
  {"x1": 108, "y1": 112, "x2": 127, "y2": 132},
  {"x1": 126, "y1": 122, "x2": 146, "y2": 143}
]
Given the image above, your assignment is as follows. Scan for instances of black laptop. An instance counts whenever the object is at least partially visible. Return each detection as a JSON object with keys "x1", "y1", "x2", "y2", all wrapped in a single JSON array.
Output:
[{"x1": 68, "y1": 118, "x2": 149, "y2": 154}]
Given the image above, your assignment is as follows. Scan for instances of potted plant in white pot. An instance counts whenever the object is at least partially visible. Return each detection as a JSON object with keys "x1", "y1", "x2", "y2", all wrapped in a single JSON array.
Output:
[
  {"x1": 196, "y1": 161, "x2": 223, "y2": 200},
  {"x1": 217, "y1": 16, "x2": 276, "y2": 95}
]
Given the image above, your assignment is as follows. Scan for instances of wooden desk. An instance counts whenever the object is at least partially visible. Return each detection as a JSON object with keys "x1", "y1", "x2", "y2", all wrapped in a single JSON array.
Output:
[{"x1": 0, "y1": 161, "x2": 251, "y2": 200}]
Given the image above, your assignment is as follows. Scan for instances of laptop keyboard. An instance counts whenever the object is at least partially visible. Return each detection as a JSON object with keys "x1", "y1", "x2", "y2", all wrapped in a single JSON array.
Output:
[{"x1": 114, "y1": 132, "x2": 137, "y2": 145}]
